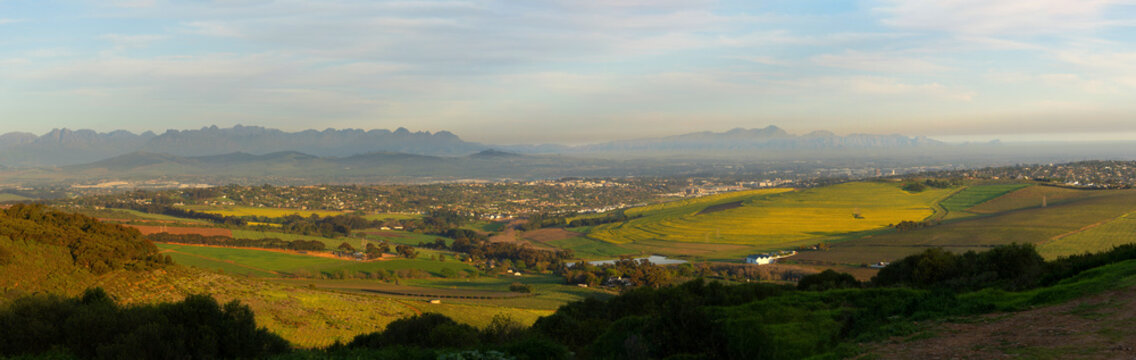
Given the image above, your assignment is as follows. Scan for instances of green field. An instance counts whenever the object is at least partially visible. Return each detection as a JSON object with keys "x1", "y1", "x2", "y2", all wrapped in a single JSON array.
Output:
[
  {"x1": 1039, "y1": 211, "x2": 1136, "y2": 259},
  {"x1": 968, "y1": 185, "x2": 1100, "y2": 214},
  {"x1": 0, "y1": 193, "x2": 32, "y2": 202},
  {"x1": 939, "y1": 184, "x2": 1030, "y2": 219},
  {"x1": 463, "y1": 221, "x2": 506, "y2": 233},
  {"x1": 231, "y1": 229, "x2": 348, "y2": 248},
  {"x1": 184, "y1": 205, "x2": 347, "y2": 218},
  {"x1": 546, "y1": 236, "x2": 636, "y2": 259},
  {"x1": 363, "y1": 212, "x2": 421, "y2": 221},
  {"x1": 157, "y1": 243, "x2": 475, "y2": 277},
  {"x1": 589, "y1": 183, "x2": 953, "y2": 250},
  {"x1": 796, "y1": 189, "x2": 1136, "y2": 265},
  {"x1": 357, "y1": 229, "x2": 447, "y2": 246}
]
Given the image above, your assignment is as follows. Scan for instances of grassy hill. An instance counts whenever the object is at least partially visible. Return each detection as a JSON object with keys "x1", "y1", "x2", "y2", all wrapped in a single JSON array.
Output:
[
  {"x1": 587, "y1": 182, "x2": 952, "y2": 253},
  {"x1": 0, "y1": 205, "x2": 555, "y2": 348},
  {"x1": 796, "y1": 186, "x2": 1136, "y2": 265}
]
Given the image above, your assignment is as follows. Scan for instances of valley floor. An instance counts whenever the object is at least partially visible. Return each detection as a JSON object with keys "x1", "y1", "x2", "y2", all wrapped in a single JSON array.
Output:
[{"x1": 863, "y1": 285, "x2": 1136, "y2": 359}]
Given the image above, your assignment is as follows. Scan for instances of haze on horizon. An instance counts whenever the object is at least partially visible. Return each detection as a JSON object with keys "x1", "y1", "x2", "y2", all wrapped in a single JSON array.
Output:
[{"x1": 2, "y1": 0, "x2": 1135, "y2": 144}]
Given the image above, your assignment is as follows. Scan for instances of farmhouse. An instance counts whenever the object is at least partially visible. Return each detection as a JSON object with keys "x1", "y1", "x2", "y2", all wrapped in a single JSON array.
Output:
[
  {"x1": 745, "y1": 252, "x2": 772, "y2": 263},
  {"x1": 745, "y1": 251, "x2": 797, "y2": 265}
]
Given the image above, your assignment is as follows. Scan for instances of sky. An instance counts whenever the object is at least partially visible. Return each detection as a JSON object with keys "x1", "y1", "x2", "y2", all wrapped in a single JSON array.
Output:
[{"x1": 2, "y1": 0, "x2": 1136, "y2": 144}]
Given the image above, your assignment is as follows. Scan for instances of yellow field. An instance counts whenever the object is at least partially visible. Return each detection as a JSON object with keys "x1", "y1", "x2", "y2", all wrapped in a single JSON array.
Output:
[
  {"x1": 589, "y1": 182, "x2": 954, "y2": 248},
  {"x1": 187, "y1": 206, "x2": 348, "y2": 218}
]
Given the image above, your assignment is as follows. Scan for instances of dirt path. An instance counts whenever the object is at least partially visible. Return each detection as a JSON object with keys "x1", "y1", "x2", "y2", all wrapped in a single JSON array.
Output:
[{"x1": 862, "y1": 285, "x2": 1136, "y2": 359}]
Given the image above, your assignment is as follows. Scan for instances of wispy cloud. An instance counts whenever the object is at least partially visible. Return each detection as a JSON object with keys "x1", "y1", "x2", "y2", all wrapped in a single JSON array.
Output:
[
  {"x1": 874, "y1": 0, "x2": 1136, "y2": 35},
  {"x1": 811, "y1": 50, "x2": 951, "y2": 73}
]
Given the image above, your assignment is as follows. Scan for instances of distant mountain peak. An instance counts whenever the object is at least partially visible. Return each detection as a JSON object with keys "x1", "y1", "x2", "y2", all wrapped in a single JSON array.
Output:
[{"x1": 470, "y1": 149, "x2": 522, "y2": 158}]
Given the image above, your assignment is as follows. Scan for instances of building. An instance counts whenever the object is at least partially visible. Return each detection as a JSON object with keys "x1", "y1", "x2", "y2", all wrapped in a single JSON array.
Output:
[
  {"x1": 745, "y1": 254, "x2": 775, "y2": 265},
  {"x1": 745, "y1": 251, "x2": 798, "y2": 265}
]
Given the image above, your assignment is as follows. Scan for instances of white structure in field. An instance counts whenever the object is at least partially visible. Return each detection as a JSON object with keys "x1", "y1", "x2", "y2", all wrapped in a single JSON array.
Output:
[{"x1": 745, "y1": 251, "x2": 797, "y2": 265}]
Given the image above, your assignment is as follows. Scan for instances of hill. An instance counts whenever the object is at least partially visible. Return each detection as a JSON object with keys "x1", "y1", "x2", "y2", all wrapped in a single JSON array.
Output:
[
  {"x1": 586, "y1": 182, "x2": 953, "y2": 258},
  {"x1": 0, "y1": 205, "x2": 546, "y2": 347},
  {"x1": 794, "y1": 185, "x2": 1136, "y2": 265}
]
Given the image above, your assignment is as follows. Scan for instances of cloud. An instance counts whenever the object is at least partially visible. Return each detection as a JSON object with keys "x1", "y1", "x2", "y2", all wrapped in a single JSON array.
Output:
[
  {"x1": 111, "y1": 0, "x2": 156, "y2": 8},
  {"x1": 0, "y1": 18, "x2": 26, "y2": 25},
  {"x1": 811, "y1": 50, "x2": 951, "y2": 73},
  {"x1": 99, "y1": 34, "x2": 166, "y2": 49},
  {"x1": 874, "y1": 0, "x2": 1136, "y2": 35},
  {"x1": 180, "y1": 21, "x2": 244, "y2": 38}
]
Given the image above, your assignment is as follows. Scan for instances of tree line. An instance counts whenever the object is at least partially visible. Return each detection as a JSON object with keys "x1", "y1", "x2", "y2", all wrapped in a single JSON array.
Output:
[{"x1": 146, "y1": 233, "x2": 327, "y2": 251}]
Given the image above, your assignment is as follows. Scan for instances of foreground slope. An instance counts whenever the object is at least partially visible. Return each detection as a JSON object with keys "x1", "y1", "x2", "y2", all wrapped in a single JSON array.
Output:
[{"x1": 0, "y1": 205, "x2": 543, "y2": 347}]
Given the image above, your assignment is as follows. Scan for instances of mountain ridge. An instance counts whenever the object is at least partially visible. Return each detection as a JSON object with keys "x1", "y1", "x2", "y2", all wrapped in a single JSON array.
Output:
[{"x1": 0, "y1": 125, "x2": 951, "y2": 167}]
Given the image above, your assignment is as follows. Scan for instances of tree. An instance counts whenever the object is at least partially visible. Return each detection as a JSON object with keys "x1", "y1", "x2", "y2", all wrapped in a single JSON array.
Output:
[
  {"x1": 337, "y1": 242, "x2": 356, "y2": 253},
  {"x1": 395, "y1": 244, "x2": 418, "y2": 259}
]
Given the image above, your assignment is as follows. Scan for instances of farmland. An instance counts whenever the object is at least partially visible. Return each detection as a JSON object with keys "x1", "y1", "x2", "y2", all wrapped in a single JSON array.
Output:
[
  {"x1": 939, "y1": 184, "x2": 1030, "y2": 219},
  {"x1": 156, "y1": 243, "x2": 475, "y2": 278},
  {"x1": 588, "y1": 182, "x2": 952, "y2": 250},
  {"x1": 1038, "y1": 211, "x2": 1136, "y2": 259},
  {"x1": 183, "y1": 205, "x2": 347, "y2": 218},
  {"x1": 0, "y1": 193, "x2": 33, "y2": 202},
  {"x1": 795, "y1": 189, "x2": 1136, "y2": 265}
]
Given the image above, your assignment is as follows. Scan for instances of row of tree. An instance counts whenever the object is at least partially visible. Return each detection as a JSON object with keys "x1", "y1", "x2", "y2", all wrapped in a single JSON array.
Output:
[{"x1": 147, "y1": 233, "x2": 327, "y2": 251}]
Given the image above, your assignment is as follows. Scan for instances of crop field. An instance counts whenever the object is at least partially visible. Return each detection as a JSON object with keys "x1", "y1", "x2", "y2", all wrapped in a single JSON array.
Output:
[
  {"x1": 546, "y1": 236, "x2": 636, "y2": 259},
  {"x1": 1038, "y1": 211, "x2": 1136, "y2": 260},
  {"x1": 940, "y1": 184, "x2": 1030, "y2": 219},
  {"x1": 275, "y1": 273, "x2": 612, "y2": 311},
  {"x1": 130, "y1": 224, "x2": 232, "y2": 237},
  {"x1": 357, "y1": 229, "x2": 447, "y2": 246},
  {"x1": 232, "y1": 229, "x2": 346, "y2": 248},
  {"x1": 183, "y1": 205, "x2": 347, "y2": 218},
  {"x1": 464, "y1": 221, "x2": 506, "y2": 233},
  {"x1": 968, "y1": 185, "x2": 1101, "y2": 214},
  {"x1": 156, "y1": 243, "x2": 475, "y2": 277},
  {"x1": 795, "y1": 189, "x2": 1136, "y2": 265},
  {"x1": 588, "y1": 183, "x2": 953, "y2": 250},
  {"x1": 362, "y1": 212, "x2": 421, "y2": 221},
  {"x1": 0, "y1": 193, "x2": 32, "y2": 202}
]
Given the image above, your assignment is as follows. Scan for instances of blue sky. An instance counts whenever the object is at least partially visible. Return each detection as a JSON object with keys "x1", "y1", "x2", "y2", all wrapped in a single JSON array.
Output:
[{"x1": 2, "y1": 0, "x2": 1135, "y2": 144}]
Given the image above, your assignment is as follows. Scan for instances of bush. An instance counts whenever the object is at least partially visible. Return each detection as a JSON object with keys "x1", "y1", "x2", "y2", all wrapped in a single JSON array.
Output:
[
  {"x1": 349, "y1": 313, "x2": 480, "y2": 349},
  {"x1": 797, "y1": 270, "x2": 861, "y2": 291},
  {"x1": 0, "y1": 288, "x2": 289, "y2": 359},
  {"x1": 508, "y1": 282, "x2": 532, "y2": 293}
]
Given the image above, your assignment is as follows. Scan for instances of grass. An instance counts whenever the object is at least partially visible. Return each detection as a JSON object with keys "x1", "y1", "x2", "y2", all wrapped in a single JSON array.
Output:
[
  {"x1": 546, "y1": 236, "x2": 637, "y2": 259},
  {"x1": 589, "y1": 183, "x2": 952, "y2": 250},
  {"x1": 232, "y1": 229, "x2": 348, "y2": 249},
  {"x1": 155, "y1": 243, "x2": 476, "y2": 278},
  {"x1": 940, "y1": 184, "x2": 1030, "y2": 220},
  {"x1": 1039, "y1": 211, "x2": 1136, "y2": 260},
  {"x1": 362, "y1": 213, "x2": 421, "y2": 221},
  {"x1": 968, "y1": 185, "x2": 1101, "y2": 214},
  {"x1": 356, "y1": 229, "x2": 446, "y2": 247},
  {"x1": 0, "y1": 193, "x2": 33, "y2": 202},
  {"x1": 463, "y1": 221, "x2": 506, "y2": 233}
]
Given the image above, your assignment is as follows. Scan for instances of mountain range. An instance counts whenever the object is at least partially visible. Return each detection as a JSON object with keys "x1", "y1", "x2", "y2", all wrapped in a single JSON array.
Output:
[{"x1": 0, "y1": 125, "x2": 947, "y2": 167}]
